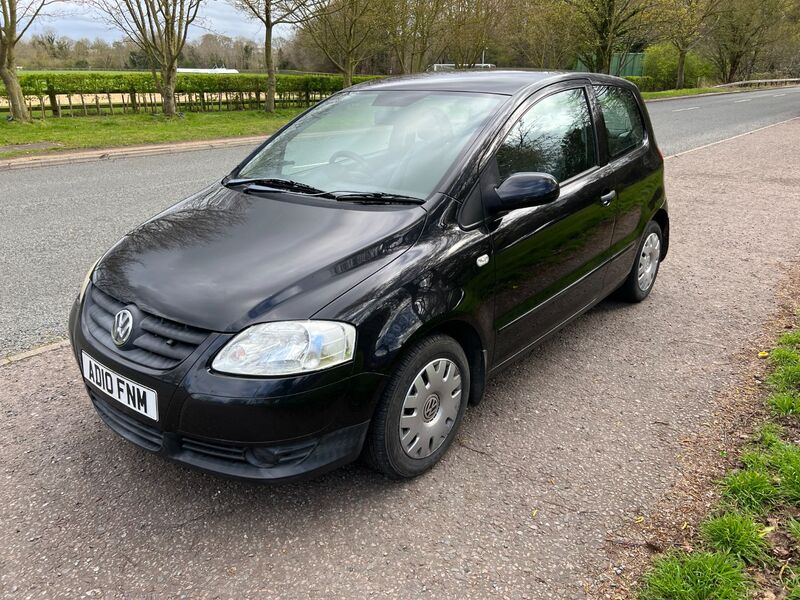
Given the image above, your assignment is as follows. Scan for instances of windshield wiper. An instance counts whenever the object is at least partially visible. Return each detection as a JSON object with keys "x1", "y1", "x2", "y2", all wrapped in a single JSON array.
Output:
[
  {"x1": 224, "y1": 177, "x2": 326, "y2": 196},
  {"x1": 329, "y1": 191, "x2": 425, "y2": 205}
]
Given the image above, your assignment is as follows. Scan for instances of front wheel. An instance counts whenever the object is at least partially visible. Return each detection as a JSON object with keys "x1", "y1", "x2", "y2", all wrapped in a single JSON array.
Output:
[
  {"x1": 618, "y1": 220, "x2": 663, "y2": 302},
  {"x1": 364, "y1": 334, "x2": 470, "y2": 479}
]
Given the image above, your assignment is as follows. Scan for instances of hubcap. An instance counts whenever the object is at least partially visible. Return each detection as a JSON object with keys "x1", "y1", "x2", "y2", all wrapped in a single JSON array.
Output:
[
  {"x1": 399, "y1": 358, "x2": 462, "y2": 459},
  {"x1": 637, "y1": 232, "x2": 661, "y2": 292}
]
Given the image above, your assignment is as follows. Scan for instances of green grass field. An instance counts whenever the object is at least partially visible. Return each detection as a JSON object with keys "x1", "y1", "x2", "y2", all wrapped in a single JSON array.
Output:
[
  {"x1": 0, "y1": 109, "x2": 304, "y2": 159},
  {"x1": 641, "y1": 87, "x2": 731, "y2": 99}
]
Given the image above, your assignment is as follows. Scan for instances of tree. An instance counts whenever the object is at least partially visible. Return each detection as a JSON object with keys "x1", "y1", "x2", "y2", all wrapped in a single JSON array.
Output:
[
  {"x1": 92, "y1": 0, "x2": 202, "y2": 116},
  {"x1": 440, "y1": 0, "x2": 501, "y2": 67},
  {"x1": 300, "y1": 0, "x2": 380, "y2": 86},
  {"x1": 380, "y1": 0, "x2": 446, "y2": 73},
  {"x1": 705, "y1": 0, "x2": 785, "y2": 82},
  {"x1": 0, "y1": 0, "x2": 51, "y2": 121},
  {"x1": 505, "y1": 0, "x2": 581, "y2": 69},
  {"x1": 565, "y1": 0, "x2": 659, "y2": 74},
  {"x1": 231, "y1": 0, "x2": 323, "y2": 112},
  {"x1": 660, "y1": 0, "x2": 720, "y2": 87}
]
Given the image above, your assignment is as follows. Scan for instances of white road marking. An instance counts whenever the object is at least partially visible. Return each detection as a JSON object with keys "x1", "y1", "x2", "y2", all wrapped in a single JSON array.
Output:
[
  {"x1": 774, "y1": 93, "x2": 786, "y2": 97},
  {"x1": 672, "y1": 106, "x2": 700, "y2": 112},
  {"x1": 734, "y1": 99, "x2": 751, "y2": 103},
  {"x1": 666, "y1": 116, "x2": 800, "y2": 159}
]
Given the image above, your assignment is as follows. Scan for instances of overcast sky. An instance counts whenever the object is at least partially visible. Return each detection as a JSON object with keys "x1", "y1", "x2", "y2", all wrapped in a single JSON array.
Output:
[{"x1": 29, "y1": 0, "x2": 284, "y2": 43}]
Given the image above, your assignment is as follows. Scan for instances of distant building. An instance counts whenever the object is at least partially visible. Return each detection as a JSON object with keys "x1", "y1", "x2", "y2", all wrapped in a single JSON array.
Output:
[
  {"x1": 177, "y1": 68, "x2": 240, "y2": 74},
  {"x1": 430, "y1": 64, "x2": 496, "y2": 72}
]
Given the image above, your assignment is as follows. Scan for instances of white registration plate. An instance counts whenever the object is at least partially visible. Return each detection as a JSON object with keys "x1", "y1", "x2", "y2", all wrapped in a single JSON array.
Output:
[{"x1": 82, "y1": 352, "x2": 159, "y2": 421}]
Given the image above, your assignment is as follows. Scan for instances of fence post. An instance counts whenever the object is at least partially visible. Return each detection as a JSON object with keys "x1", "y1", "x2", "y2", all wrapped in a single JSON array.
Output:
[{"x1": 46, "y1": 82, "x2": 61, "y2": 118}]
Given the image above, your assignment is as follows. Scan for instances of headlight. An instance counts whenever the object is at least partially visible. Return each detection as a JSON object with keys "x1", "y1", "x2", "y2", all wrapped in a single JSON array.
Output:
[
  {"x1": 79, "y1": 259, "x2": 99, "y2": 303},
  {"x1": 212, "y1": 321, "x2": 356, "y2": 376}
]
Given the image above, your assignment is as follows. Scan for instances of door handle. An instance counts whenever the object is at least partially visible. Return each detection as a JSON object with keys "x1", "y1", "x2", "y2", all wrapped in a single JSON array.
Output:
[{"x1": 599, "y1": 190, "x2": 617, "y2": 206}]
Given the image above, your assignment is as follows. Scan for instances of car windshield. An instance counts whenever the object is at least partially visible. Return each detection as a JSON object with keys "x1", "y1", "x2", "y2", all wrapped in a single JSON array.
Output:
[{"x1": 236, "y1": 90, "x2": 506, "y2": 200}]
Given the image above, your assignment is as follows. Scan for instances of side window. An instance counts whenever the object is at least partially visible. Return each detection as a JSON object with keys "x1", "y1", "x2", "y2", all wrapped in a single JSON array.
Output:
[
  {"x1": 496, "y1": 88, "x2": 596, "y2": 183},
  {"x1": 595, "y1": 85, "x2": 645, "y2": 158}
]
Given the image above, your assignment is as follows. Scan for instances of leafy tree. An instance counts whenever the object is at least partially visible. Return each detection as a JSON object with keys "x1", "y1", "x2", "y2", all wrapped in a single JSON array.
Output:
[
  {"x1": 644, "y1": 41, "x2": 714, "y2": 88},
  {"x1": 565, "y1": 0, "x2": 659, "y2": 74},
  {"x1": 659, "y1": 0, "x2": 720, "y2": 87},
  {"x1": 705, "y1": 0, "x2": 786, "y2": 82}
]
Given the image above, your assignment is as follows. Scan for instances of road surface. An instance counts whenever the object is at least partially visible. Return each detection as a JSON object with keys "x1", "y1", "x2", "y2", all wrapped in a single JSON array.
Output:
[{"x1": 1, "y1": 85, "x2": 799, "y2": 354}]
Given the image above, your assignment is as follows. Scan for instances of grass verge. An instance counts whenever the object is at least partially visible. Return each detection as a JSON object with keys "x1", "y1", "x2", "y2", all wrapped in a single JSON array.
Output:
[
  {"x1": 641, "y1": 87, "x2": 725, "y2": 100},
  {"x1": 637, "y1": 321, "x2": 800, "y2": 598},
  {"x1": 0, "y1": 109, "x2": 303, "y2": 159}
]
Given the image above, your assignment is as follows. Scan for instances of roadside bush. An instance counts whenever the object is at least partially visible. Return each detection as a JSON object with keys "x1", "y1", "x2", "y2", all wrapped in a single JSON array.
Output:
[
  {"x1": 642, "y1": 43, "x2": 715, "y2": 90},
  {"x1": 778, "y1": 331, "x2": 800, "y2": 348},
  {"x1": 767, "y1": 443, "x2": 800, "y2": 503},
  {"x1": 756, "y1": 423, "x2": 785, "y2": 448},
  {"x1": 720, "y1": 469, "x2": 779, "y2": 513},
  {"x1": 638, "y1": 551, "x2": 748, "y2": 600},
  {"x1": 624, "y1": 75, "x2": 657, "y2": 92},
  {"x1": 769, "y1": 365, "x2": 800, "y2": 394},
  {"x1": 769, "y1": 392, "x2": 800, "y2": 416},
  {"x1": 0, "y1": 71, "x2": 381, "y2": 103},
  {"x1": 771, "y1": 348, "x2": 800, "y2": 369},
  {"x1": 786, "y1": 517, "x2": 800, "y2": 546},
  {"x1": 701, "y1": 513, "x2": 770, "y2": 564}
]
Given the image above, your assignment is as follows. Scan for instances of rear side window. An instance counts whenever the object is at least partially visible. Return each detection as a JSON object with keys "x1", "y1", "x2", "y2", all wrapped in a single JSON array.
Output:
[
  {"x1": 595, "y1": 86, "x2": 645, "y2": 158},
  {"x1": 496, "y1": 88, "x2": 596, "y2": 183}
]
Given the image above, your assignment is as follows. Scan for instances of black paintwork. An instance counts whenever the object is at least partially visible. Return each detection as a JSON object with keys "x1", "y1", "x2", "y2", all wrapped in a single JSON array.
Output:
[{"x1": 69, "y1": 71, "x2": 669, "y2": 481}]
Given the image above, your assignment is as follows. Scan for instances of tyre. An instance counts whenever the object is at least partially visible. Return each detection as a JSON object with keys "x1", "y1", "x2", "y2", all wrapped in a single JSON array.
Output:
[
  {"x1": 617, "y1": 220, "x2": 663, "y2": 302},
  {"x1": 364, "y1": 334, "x2": 470, "y2": 479}
]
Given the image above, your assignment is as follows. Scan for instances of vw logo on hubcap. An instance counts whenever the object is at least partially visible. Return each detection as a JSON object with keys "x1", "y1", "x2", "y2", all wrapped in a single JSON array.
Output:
[
  {"x1": 111, "y1": 309, "x2": 134, "y2": 347},
  {"x1": 422, "y1": 394, "x2": 440, "y2": 422}
]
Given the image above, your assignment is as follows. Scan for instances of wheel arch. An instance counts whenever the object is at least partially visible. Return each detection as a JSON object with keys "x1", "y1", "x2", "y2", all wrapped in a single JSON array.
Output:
[
  {"x1": 652, "y1": 208, "x2": 669, "y2": 260},
  {"x1": 400, "y1": 318, "x2": 489, "y2": 406}
]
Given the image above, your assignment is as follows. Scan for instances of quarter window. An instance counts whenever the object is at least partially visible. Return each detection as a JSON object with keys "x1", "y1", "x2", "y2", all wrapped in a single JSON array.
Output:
[
  {"x1": 496, "y1": 88, "x2": 597, "y2": 183},
  {"x1": 595, "y1": 86, "x2": 645, "y2": 158}
]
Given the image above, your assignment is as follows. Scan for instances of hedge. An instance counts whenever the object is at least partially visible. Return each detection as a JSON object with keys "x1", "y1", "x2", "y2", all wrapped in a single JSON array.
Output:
[
  {"x1": 0, "y1": 71, "x2": 381, "y2": 98},
  {"x1": 624, "y1": 75, "x2": 658, "y2": 92}
]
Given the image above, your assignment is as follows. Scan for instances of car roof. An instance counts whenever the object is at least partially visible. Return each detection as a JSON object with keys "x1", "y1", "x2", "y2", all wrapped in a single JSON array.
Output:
[
  {"x1": 350, "y1": 70, "x2": 638, "y2": 97},
  {"x1": 351, "y1": 70, "x2": 574, "y2": 95}
]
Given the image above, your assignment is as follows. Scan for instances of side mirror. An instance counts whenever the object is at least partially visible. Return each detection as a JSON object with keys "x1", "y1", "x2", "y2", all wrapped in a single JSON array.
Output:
[{"x1": 492, "y1": 172, "x2": 560, "y2": 213}]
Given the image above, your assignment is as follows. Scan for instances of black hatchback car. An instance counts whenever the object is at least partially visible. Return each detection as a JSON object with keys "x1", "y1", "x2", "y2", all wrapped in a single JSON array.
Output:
[{"x1": 69, "y1": 71, "x2": 668, "y2": 481}]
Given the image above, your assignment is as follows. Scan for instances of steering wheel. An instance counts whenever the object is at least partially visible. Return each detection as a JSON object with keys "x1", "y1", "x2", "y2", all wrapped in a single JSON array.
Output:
[{"x1": 329, "y1": 150, "x2": 370, "y2": 172}]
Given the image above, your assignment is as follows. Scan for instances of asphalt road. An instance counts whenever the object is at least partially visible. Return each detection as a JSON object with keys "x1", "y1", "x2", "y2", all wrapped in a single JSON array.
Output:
[
  {"x1": 2, "y1": 119, "x2": 800, "y2": 598},
  {"x1": 646, "y1": 85, "x2": 800, "y2": 154},
  {"x1": 1, "y1": 85, "x2": 799, "y2": 355}
]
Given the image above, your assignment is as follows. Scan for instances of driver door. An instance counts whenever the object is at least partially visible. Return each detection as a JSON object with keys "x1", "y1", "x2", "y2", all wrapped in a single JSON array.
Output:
[{"x1": 485, "y1": 82, "x2": 618, "y2": 367}]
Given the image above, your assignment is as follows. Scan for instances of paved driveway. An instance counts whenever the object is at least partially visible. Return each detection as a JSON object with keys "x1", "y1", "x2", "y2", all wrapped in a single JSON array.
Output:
[{"x1": 2, "y1": 120, "x2": 799, "y2": 598}]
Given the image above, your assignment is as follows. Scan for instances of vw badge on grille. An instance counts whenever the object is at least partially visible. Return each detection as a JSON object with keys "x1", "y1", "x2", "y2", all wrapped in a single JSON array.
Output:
[{"x1": 111, "y1": 309, "x2": 134, "y2": 346}]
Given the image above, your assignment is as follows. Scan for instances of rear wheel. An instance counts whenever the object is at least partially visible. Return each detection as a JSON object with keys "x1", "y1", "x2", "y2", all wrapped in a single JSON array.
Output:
[
  {"x1": 364, "y1": 334, "x2": 470, "y2": 479},
  {"x1": 618, "y1": 220, "x2": 663, "y2": 302}
]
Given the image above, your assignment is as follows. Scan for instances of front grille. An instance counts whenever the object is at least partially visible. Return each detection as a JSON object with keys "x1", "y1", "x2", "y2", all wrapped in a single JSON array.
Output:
[
  {"x1": 180, "y1": 435, "x2": 317, "y2": 468},
  {"x1": 91, "y1": 391, "x2": 163, "y2": 451},
  {"x1": 180, "y1": 436, "x2": 247, "y2": 464},
  {"x1": 85, "y1": 284, "x2": 209, "y2": 370}
]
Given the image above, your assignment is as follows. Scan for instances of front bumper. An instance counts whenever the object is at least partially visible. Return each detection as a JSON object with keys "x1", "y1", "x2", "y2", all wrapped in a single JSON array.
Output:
[{"x1": 69, "y1": 296, "x2": 384, "y2": 482}]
